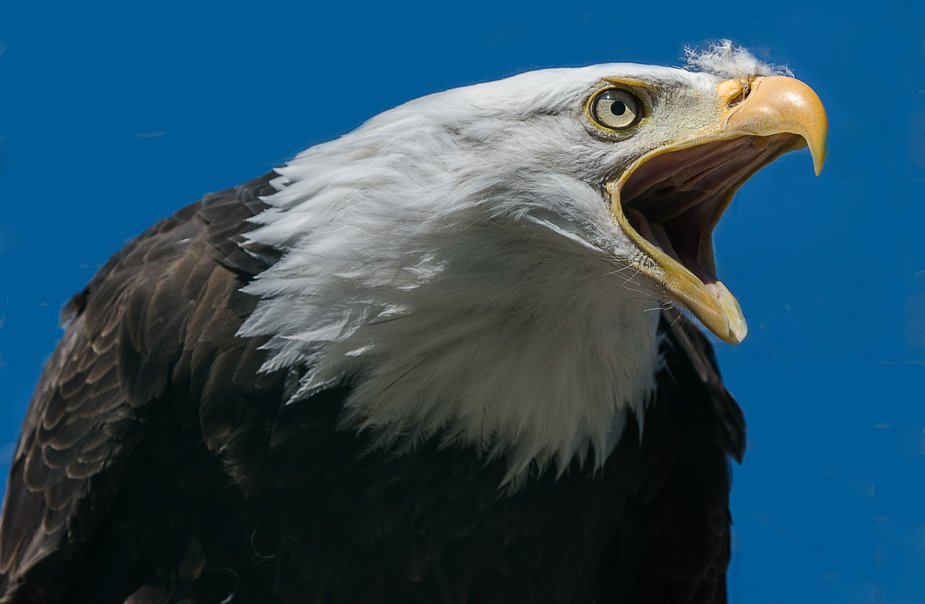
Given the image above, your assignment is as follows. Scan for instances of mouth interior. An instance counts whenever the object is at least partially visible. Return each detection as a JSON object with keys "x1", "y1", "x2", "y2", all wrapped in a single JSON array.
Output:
[{"x1": 619, "y1": 133, "x2": 804, "y2": 296}]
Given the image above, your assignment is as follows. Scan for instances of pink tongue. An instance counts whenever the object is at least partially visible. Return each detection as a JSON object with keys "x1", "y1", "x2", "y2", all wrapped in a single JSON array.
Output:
[
  {"x1": 624, "y1": 208, "x2": 720, "y2": 300},
  {"x1": 680, "y1": 253, "x2": 720, "y2": 298}
]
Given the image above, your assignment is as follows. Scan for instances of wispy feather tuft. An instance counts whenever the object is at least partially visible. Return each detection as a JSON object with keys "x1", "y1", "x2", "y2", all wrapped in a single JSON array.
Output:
[{"x1": 684, "y1": 40, "x2": 793, "y2": 79}]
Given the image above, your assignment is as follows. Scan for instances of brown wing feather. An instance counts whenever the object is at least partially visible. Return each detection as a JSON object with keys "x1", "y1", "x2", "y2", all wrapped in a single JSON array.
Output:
[
  {"x1": 0, "y1": 172, "x2": 280, "y2": 602},
  {"x1": 619, "y1": 308, "x2": 745, "y2": 603}
]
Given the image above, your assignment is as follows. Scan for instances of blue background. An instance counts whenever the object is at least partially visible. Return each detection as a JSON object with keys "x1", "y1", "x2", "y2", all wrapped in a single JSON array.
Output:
[{"x1": 1, "y1": 2, "x2": 923, "y2": 602}]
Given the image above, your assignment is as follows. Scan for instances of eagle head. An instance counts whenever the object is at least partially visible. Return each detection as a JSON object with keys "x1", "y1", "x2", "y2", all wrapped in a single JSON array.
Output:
[{"x1": 239, "y1": 46, "x2": 827, "y2": 483}]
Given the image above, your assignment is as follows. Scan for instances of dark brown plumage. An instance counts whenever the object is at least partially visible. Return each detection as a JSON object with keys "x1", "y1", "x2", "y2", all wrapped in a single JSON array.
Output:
[{"x1": 0, "y1": 172, "x2": 744, "y2": 603}]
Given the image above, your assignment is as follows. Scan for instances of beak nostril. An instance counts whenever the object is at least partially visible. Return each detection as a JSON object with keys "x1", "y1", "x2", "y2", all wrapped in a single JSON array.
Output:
[
  {"x1": 738, "y1": 77, "x2": 755, "y2": 103},
  {"x1": 726, "y1": 90, "x2": 745, "y2": 108},
  {"x1": 727, "y1": 80, "x2": 755, "y2": 108},
  {"x1": 716, "y1": 78, "x2": 753, "y2": 109}
]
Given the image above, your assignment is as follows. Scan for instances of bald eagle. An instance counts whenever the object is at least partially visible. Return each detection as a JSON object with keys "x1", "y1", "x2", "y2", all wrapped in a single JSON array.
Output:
[{"x1": 0, "y1": 46, "x2": 826, "y2": 604}]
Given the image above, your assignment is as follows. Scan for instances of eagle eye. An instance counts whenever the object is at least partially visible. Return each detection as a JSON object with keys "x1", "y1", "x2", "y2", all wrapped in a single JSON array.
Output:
[{"x1": 590, "y1": 88, "x2": 642, "y2": 130}]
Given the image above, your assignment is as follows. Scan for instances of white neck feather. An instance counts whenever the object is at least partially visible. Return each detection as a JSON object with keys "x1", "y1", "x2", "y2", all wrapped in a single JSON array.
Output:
[{"x1": 239, "y1": 68, "x2": 671, "y2": 486}]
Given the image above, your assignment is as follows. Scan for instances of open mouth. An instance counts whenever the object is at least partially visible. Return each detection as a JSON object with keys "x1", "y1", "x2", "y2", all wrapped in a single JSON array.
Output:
[
  {"x1": 605, "y1": 75, "x2": 828, "y2": 344},
  {"x1": 622, "y1": 133, "x2": 804, "y2": 284},
  {"x1": 610, "y1": 133, "x2": 810, "y2": 343}
]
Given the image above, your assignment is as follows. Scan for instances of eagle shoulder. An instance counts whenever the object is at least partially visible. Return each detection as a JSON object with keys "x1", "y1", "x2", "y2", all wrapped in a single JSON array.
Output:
[{"x1": 0, "y1": 172, "x2": 283, "y2": 602}]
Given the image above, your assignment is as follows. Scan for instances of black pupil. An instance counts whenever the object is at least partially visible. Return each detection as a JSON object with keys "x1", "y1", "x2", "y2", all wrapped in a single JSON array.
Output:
[{"x1": 610, "y1": 100, "x2": 626, "y2": 116}]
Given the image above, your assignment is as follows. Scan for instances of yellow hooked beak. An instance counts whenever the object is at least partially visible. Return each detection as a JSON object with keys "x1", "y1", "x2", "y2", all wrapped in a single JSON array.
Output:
[{"x1": 609, "y1": 76, "x2": 828, "y2": 344}]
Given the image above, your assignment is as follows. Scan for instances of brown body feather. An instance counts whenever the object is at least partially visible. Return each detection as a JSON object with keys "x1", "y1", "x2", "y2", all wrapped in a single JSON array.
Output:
[{"x1": 0, "y1": 172, "x2": 745, "y2": 603}]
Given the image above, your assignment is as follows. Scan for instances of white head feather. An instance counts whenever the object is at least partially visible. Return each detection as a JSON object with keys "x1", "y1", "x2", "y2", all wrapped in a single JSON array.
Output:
[
  {"x1": 685, "y1": 39, "x2": 793, "y2": 79},
  {"x1": 239, "y1": 58, "x2": 750, "y2": 486}
]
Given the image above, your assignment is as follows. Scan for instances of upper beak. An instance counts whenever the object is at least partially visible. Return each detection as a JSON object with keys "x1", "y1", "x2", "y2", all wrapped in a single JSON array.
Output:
[
  {"x1": 610, "y1": 76, "x2": 828, "y2": 344},
  {"x1": 721, "y1": 76, "x2": 828, "y2": 175}
]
